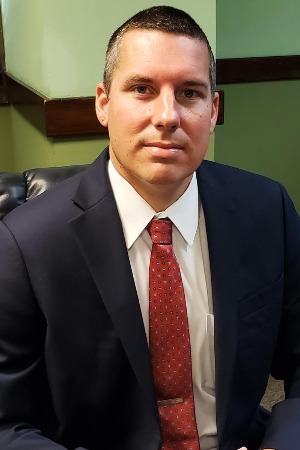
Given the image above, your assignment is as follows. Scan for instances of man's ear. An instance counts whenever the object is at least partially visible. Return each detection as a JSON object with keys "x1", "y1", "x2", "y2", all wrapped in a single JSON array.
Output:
[
  {"x1": 210, "y1": 91, "x2": 219, "y2": 134},
  {"x1": 95, "y1": 83, "x2": 109, "y2": 127}
]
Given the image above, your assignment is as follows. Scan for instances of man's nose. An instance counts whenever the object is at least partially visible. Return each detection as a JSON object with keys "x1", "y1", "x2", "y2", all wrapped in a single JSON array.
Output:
[{"x1": 151, "y1": 91, "x2": 180, "y2": 131}]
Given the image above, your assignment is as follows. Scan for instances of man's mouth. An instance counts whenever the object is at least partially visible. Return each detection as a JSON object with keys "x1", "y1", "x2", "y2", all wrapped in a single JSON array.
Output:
[{"x1": 144, "y1": 142, "x2": 184, "y2": 150}]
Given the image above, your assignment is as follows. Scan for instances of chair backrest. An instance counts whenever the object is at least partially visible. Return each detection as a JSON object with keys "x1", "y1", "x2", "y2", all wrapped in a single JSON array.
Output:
[{"x1": 0, "y1": 165, "x2": 87, "y2": 220}]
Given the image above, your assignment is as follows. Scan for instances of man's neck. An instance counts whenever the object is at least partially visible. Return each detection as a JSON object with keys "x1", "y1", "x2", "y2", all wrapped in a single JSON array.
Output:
[{"x1": 130, "y1": 178, "x2": 193, "y2": 212}]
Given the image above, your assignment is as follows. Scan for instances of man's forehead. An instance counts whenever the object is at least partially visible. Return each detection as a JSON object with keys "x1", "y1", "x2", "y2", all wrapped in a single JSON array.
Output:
[
  {"x1": 118, "y1": 30, "x2": 209, "y2": 65},
  {"x1": 114, "y1": 30, "x2": 210, "y2": 78},
  {"x1": 121, "y1": 28, "x2": 204, "y2": 46}
]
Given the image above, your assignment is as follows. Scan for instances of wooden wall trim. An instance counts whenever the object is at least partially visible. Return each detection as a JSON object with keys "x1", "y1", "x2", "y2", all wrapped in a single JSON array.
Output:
[
  {"x1": 0, "y1": 85, "x2": 8, "y2": 104},
  {"x1": 45, "y1": 98, "x2": 107, "y2": 137},
  {"x1": 7, "y1": 75, "x2": 108, "y2": 137},
  {"x1": 6, "y1": 75, "x2": 224, "y2": 137},
  {"x1": 217, "y1": 55, "x2": 300, "y2": 84},
  {"x1": 217, "y1": 90, "x2": 224, "y2": 125}
]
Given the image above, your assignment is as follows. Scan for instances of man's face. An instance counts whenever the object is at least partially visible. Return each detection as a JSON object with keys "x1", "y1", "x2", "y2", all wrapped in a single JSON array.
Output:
[{"x1": 96, "y1": 30, "x2": 219, "y2": 205}]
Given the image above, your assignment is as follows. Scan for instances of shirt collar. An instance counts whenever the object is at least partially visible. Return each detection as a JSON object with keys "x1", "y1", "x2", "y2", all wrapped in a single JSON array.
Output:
[{"x1": 108, "y1": 160, "x2": 199, "y2": 249}]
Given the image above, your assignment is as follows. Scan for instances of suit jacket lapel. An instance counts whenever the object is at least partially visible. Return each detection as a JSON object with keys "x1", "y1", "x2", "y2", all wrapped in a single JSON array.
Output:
[
  {"x1": 197, "y1": 163, "x2": 243, "y2": 442},
  {"x1": 69, "y1": 150, "x2": 158, "y2": 420}
]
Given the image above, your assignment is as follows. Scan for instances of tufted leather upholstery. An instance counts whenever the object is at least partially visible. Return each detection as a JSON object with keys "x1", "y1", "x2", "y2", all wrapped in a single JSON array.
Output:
[{"x1": 0, "y1": 165, "x2": 87, "y2": 220}]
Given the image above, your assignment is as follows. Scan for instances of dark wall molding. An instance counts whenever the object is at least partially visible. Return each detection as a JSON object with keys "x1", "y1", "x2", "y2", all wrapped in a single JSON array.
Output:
[
  {"x1": 7, "y1": 75, "x2": 108, "y2": 137},
  {"x1": 217, "y1": 55, "x2": 300, "y2": 84},
  {"x1": 6, "y1": 74, "x2": 224, "y2": 137},
  {"x1": 0, "y1": 83, "x2": 8, "y2": 104}
]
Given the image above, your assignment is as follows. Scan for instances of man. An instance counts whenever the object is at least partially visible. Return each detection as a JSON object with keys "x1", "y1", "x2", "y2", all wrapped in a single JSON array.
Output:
[{"x1": 0, "y1": 5, "x2": 299, "y2": 450}]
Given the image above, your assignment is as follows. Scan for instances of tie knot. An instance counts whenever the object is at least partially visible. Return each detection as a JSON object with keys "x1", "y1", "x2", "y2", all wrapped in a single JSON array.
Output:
[{"x1": 148, "y1": 218, "x2": 172, "y2": 245}]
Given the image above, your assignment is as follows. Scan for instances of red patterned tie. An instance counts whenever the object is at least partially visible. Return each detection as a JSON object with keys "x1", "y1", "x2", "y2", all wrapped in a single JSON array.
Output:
[{"x1": 148, "y1": 218, "x2": 200, "y2": 450}]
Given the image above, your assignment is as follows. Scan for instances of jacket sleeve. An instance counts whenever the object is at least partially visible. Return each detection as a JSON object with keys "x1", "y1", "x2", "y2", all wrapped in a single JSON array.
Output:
[
  {"x1": 0, "y1": 220, "x2": 87, "y2": 450},
  {"x1": 261, "y1": 184, "x2": 300, "y2": 450}
]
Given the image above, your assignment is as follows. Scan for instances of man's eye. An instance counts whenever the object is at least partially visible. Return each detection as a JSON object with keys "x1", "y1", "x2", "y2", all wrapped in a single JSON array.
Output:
[
  {"x1": 135, "y1": 86, "x2": 148, "y2": 94},
  {"x1": 183, "y1": 89, "x2": 197, "y2": 98}
]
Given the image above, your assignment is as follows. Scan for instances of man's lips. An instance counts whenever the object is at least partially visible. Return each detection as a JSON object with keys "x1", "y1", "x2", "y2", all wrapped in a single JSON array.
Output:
[
  {"x1": 143, "y1": 143, "x2": 184, "y2": 159},
  {"x1": 144, "y1": 142, "x2": 184, "y2": 150}
]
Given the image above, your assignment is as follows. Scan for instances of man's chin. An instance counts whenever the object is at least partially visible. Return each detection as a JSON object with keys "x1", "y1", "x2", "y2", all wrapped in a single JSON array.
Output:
[{"x1": 145, "y1": 171, "x2": 193, "y2": 189}]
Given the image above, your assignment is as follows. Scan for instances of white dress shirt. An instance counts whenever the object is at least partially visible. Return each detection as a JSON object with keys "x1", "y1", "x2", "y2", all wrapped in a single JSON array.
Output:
[{"x1": 108, "y1": 160, "x2": 218, "y2": 450}]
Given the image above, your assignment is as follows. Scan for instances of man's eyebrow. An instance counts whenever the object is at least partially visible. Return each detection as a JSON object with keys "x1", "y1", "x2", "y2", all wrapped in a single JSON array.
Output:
[
  {"x1": 123, "y1": 76, "x2": 154, "y2": 85},
  {"x1": 182, "y1": 80, "x2": 209, "y2": 89},
  {"x1": 122, "y1": 76, "x2": 209, "y2": 90}
]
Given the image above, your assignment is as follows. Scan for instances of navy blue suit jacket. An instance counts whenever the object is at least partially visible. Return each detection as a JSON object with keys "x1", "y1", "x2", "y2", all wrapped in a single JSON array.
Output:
[{"x1": 1, "y1": 149, "x2": 300, "y2": 450}]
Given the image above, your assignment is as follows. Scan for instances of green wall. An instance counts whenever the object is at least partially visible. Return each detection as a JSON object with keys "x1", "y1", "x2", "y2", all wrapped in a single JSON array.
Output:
[
  {"x1": 0, "y1": 106, "x2": 14, "y2": 171},
  {"x1": 2, "y1": 0, "x2": 216, "y2": 98},
  {"x1": 216, "y1": 0, "x2": 300, "y2": 211},
  {"x1": 9, "y1": 106, "x2": 109, "y2": 172},
  {"x1": 217, "y1": 0, "x2": 300, "y2": 58},
  {"x1": 0, "y1": 0, "x2": 216, "y2": 171},
  {"x1": 215, "y1": 80, "x2": 300, "y2": 211}
]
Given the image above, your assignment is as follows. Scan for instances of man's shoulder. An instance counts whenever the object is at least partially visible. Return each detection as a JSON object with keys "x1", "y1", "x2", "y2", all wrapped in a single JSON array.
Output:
[
  {"x1": 196, "y1": 160, "x2": 291, "y2": 219},
  {"x1": 198, "y1": 160, "x2": 281, "y2": 194},
  {"x1": 2, "y1": 169, "x2": 84, "y2": 234},
  {"x1": 199, "y1": 160, "x2": 277, "y2": 182}
]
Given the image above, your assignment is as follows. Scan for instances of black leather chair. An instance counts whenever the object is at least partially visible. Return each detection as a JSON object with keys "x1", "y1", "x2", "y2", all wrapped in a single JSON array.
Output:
[{"x1": 0, "y1": 165, "x2": 87, "y2": 220}]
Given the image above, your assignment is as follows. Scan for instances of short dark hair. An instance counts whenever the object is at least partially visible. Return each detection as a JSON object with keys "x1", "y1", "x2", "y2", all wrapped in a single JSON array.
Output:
[{"x1": 103, "y1": 6, "x2": 216, "y2": 97}]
